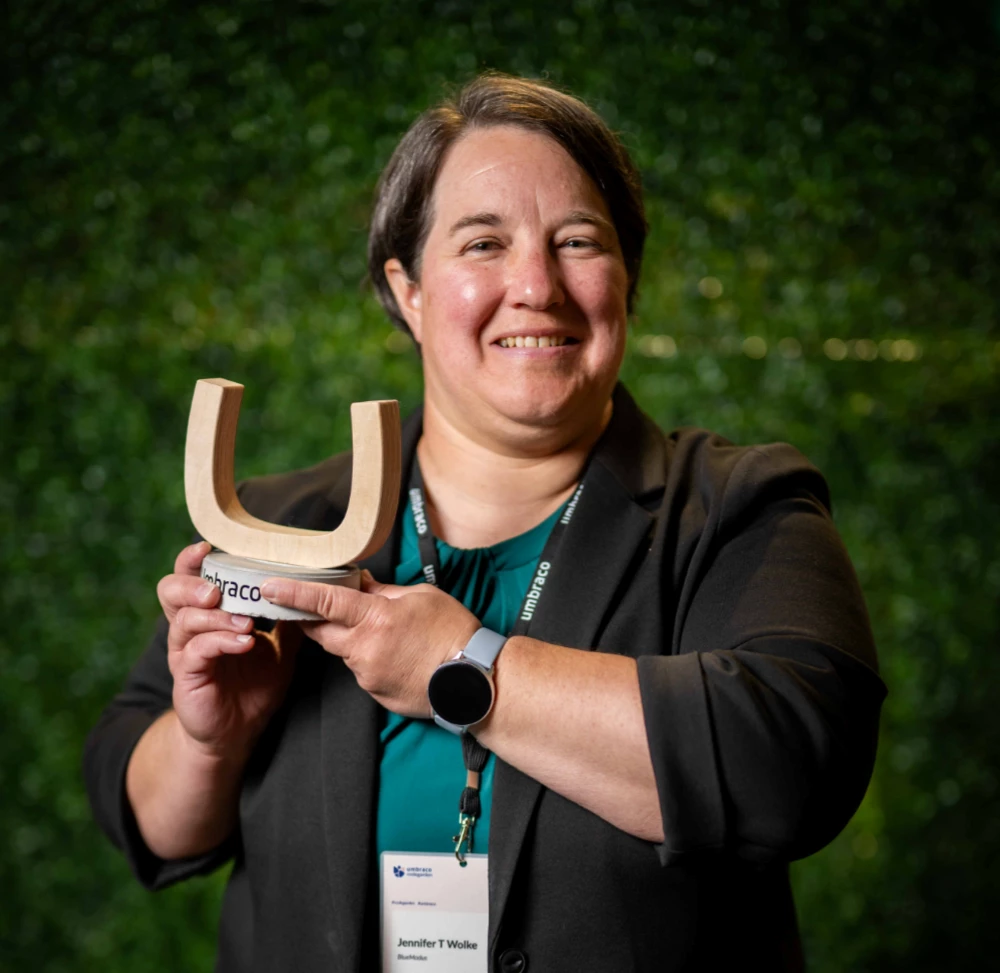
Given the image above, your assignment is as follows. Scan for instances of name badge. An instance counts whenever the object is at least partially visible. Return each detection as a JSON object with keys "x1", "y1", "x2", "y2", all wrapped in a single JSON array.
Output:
[{"x1": 381, "y1": 852, "x2": 488, "y2": 972}]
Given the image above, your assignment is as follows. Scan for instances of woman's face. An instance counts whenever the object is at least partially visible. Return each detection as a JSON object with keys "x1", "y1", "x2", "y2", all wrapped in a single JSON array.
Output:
[{"x1": 386, "y1": 125, "x2": 629, "y2": 451}]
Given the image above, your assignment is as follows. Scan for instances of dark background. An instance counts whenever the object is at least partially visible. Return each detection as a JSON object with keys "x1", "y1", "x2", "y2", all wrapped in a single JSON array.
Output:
[{"x1": 3, "y1": 0, "x2": 999, "y2": 968}]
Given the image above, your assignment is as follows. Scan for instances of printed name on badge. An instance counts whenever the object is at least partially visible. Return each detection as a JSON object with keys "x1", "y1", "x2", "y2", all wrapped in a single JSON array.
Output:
[{"x1": 381, "y1": 852, "x2": 488, "y2": 973}]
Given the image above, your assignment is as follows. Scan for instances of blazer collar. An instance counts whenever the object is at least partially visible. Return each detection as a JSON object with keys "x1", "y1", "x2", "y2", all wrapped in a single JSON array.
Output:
[{"x1": 596, "y1": 382, "x2": 667, "y2": 504}]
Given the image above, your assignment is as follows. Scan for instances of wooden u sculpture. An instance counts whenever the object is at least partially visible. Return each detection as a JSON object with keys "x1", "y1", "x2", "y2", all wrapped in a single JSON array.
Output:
[{"x1": 185, "y1": 378, "x2": 402, "y2": 620}]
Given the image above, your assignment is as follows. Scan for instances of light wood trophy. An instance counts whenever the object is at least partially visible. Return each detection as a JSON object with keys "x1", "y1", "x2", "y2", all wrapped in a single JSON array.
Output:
[{"x1": 185, "y1": 378, "x2": 401, "y2": 620}]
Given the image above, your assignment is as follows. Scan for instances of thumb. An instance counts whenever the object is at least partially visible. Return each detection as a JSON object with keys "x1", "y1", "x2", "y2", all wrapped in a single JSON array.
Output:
[
  {"x1": 360, "y1": 571, "x2": 417, "y2": 600},
  {"x1": 360, "y1": 569, "x2": 389, "y2": 595}
]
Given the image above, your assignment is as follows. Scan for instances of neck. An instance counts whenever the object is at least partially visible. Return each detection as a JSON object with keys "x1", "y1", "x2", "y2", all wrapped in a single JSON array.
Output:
[{"x1": 417, "y1": 398, "x2": 612, "y2": 549}]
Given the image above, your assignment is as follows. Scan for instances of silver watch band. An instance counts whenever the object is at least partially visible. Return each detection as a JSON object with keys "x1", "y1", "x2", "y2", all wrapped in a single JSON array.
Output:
[
  {"x1": 433, "y1": 714, "x2": 466, "y2": 734},
  {"x1": 461, "y1": 627, "x2": 507, "y2": 670}
]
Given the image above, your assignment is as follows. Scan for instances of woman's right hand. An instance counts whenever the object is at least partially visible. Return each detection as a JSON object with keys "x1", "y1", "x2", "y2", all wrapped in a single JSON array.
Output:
[{"x1": 157, "y1": 541, "x2": 300, "y2": 761}]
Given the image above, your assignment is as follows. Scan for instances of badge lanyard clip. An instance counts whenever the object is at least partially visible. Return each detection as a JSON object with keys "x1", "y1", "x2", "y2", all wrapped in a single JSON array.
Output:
[
  {"x1": 454, "y1": 759, "x2": 484, "y2": 865},
  {"x1": 453, "y1": 813, "x2": 475, "y2": 865}
]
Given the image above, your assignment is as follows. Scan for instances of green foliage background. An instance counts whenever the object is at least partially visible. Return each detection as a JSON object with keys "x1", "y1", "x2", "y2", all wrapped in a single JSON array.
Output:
[{"x1": 3, "y1": 0, "x2": 999, "y2": 968}]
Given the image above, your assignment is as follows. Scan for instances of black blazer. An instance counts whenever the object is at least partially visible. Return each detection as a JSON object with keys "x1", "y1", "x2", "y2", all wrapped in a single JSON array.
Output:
[{"x1": 84, "y1": 385, "x2": 886, "y2": 972}]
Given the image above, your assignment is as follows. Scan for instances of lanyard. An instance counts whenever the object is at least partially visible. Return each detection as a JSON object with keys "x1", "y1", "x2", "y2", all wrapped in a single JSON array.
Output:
[{"x1": 407, "y1": 458, "x2": 588, "y2": 862}]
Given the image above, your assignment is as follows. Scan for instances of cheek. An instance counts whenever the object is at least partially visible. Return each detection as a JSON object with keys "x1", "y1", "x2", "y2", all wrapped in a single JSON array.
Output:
[
  {"x1": 565, "y1": 263, "x2": 629, "y2": 330},
  {"x1": 423, "y1": 265, "x2": 501, "y2": 335}
]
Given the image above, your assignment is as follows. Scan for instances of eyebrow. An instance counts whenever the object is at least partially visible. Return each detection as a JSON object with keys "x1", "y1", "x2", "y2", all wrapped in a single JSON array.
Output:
[
  {"x1": 447, "y1": 210, "x2": 615, "y2": 236},
  {"x1": 561, "y1": 210, "x2": 615, "y2": 234},
  {"x1": 448, "y1": 212, "x2": 502, "y2": 235}
]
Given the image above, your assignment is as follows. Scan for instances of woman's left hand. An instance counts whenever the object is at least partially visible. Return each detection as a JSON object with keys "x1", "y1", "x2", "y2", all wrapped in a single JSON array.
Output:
[{"x1": 260, "y1": 572, "x2": 480, "y2": 718}]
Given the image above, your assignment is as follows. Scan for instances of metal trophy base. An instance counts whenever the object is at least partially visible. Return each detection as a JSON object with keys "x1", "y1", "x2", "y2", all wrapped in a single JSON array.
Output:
[{"x1": 201, "y1": 550, "x2": 361, "y2": 621}]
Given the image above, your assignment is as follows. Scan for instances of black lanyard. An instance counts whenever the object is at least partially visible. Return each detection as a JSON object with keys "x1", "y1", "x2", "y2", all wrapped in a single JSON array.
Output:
[{"x1": 407, "y1": 458, "x2": 588, "y2": 862}]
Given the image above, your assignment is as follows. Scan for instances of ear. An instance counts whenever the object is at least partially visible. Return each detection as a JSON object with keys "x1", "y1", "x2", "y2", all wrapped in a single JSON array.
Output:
[{"x1": 384, "y1": 258, "x2": 423, "y2": 342}]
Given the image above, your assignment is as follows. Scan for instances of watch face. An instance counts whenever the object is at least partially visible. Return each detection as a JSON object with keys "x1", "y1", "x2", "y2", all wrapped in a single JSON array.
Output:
[{"x1": 428, "y1": 661, "x2": 494, "y2": 727}]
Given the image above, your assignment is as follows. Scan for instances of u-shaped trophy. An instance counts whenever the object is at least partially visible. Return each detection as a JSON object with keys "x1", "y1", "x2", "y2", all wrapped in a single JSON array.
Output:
[{"x1": 185, "y1": 378, "x2": 402, "y2": 620}]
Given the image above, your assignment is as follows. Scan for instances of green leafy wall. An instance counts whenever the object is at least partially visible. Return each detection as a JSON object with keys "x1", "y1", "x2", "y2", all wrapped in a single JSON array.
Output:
[{"x1": 3, "y1": 1, "x2": 998, "y2": 969}]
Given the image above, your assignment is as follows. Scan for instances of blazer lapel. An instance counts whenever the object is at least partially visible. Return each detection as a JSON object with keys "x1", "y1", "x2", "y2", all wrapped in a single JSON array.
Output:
[
  {"x1": 317, "y1": 405, "x2": 423, "y2": 965},
  {"x1": 488, "y1": 451, "x2": 656, "y2": 951}
]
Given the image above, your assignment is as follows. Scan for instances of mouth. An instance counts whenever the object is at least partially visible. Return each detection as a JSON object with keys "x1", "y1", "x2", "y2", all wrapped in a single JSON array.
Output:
[{"x1": 494, "y1": 335, "x2": 578, "y2": 349}]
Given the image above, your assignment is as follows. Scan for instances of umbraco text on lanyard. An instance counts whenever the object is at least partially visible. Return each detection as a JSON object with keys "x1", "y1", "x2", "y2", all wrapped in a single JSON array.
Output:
[{"x1": 407, "y1": 458, "x2": 589, "y2": 863}]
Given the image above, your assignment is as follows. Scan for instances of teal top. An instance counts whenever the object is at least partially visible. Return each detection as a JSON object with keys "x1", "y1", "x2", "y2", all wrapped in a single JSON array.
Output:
[{"x1": 376, "y1": 503, "x2": 561, "y2": 858}]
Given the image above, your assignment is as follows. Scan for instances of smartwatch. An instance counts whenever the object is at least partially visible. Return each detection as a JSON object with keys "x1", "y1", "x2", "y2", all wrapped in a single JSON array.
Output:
[{"x1": 428, "y1": 627, "x2": 507, "y2": 734}]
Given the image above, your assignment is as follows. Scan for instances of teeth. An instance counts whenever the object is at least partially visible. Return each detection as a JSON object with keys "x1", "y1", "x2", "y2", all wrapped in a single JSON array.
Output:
[{"x1": 498, "y1": 336, "x2": 569, "y2": 348}]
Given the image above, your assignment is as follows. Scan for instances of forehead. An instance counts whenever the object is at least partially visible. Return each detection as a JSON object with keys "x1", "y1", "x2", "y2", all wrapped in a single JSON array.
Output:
[{"x1": 429, "y1": 125, "x2": 610, "y2": 221}]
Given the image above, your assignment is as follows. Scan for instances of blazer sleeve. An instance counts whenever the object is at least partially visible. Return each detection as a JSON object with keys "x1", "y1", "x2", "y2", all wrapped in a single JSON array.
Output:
[
  {"x1": 82, "y1": 612, "x2": 237, "y2": 890},
  {"x1": 636, "y1": 441, "x2": 887, "y2": 866},
  {"x1": 81, "y1": 455, "x2": 355, "y2": 890}
]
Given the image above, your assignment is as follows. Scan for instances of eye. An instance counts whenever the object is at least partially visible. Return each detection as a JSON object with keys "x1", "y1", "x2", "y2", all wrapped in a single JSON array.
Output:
[
  {"x1": 464, "y1": 238, "x2": 502, "y2": 253},
  {"x1": 560, "y1": 237, "x2": 602, "y2": 250}
]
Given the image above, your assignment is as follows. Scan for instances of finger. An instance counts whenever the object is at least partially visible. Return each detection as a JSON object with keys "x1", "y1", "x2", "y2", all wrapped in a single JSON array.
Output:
[
  {"x1": 261, "y1": 578, "x2": 372, "y2": 625},
  {"x1": 174, "y1": 540, "x2": 213, "y2": 577},
  {"x1": 158, "y1": 573, "x2": 222, "y2": 618},
  {"x1": 171, "y1": 630, "x2": 257, "y2": 675},
  {"x1": 171, "y1": 606, "x2": 253, "y2": 644}
]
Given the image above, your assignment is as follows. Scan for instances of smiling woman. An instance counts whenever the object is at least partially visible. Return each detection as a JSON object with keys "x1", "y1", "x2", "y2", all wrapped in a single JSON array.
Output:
[
  {"x1": 85, "y1": 73, "x2": 886, "y2": 973},
  {"x1": 389, "y1": 127, "x2": 625, "y2": 438}
]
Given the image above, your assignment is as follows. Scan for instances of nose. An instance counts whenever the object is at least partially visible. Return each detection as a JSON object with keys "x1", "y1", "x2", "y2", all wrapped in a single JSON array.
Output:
[{"x1": 506, "y1": 243, "x2": 565, "y2": 310}]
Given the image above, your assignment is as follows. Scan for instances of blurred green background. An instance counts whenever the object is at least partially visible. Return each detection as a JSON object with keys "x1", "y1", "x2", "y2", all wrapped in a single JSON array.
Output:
[{"x1": 3, "y1": 0, "x2": 999, "y2": 968}]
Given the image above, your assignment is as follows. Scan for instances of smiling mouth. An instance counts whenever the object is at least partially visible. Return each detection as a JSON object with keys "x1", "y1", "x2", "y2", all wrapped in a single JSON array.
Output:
[{"x1": 496, "y1": 335, "x2": 577, "y2": 348}]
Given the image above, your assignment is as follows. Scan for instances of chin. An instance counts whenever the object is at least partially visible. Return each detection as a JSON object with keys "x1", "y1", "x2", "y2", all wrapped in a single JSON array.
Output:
[{"x1": 486, "y1": 383, "x2": 607, "y2": 434}]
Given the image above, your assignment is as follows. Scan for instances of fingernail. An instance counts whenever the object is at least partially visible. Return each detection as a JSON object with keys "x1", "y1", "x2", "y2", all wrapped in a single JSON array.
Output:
[
  {"x1": 231, "y1": 614, "x2": 251, "y2": 628},
  {"x1": 260, "y1": 582, "x2": 278, "y2": 600},
  {"x1": 198, "y1": 582, "x2": 217, "y2": 599},
  {"x1": 235, "y1": 634, "x2": 254, "y2": 644}
]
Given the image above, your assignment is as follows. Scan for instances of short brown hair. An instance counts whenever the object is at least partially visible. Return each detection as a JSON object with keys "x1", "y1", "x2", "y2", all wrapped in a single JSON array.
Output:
[{"x1": 368, "y1": 72, "x2": 647, "y2": 333}]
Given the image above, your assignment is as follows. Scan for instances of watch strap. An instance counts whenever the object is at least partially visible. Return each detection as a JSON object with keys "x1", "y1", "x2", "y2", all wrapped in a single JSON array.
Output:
[
  {"x1": 433, "y1": 713, "x2": 466, "y2": 734},
  {"x1": 461, "y1": 627, "x2": 507, "y2": 670}
]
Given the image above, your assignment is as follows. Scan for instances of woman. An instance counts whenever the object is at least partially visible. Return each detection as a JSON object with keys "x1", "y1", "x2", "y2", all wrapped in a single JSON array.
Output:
[{"x1": 85, "y1": 74, "x2": 886, "y2": 972}]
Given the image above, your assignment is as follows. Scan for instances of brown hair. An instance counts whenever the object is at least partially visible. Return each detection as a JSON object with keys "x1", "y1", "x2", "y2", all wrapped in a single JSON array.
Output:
[{"x1": 367, "y1": 72, "x2": 647, "y2": 333}]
